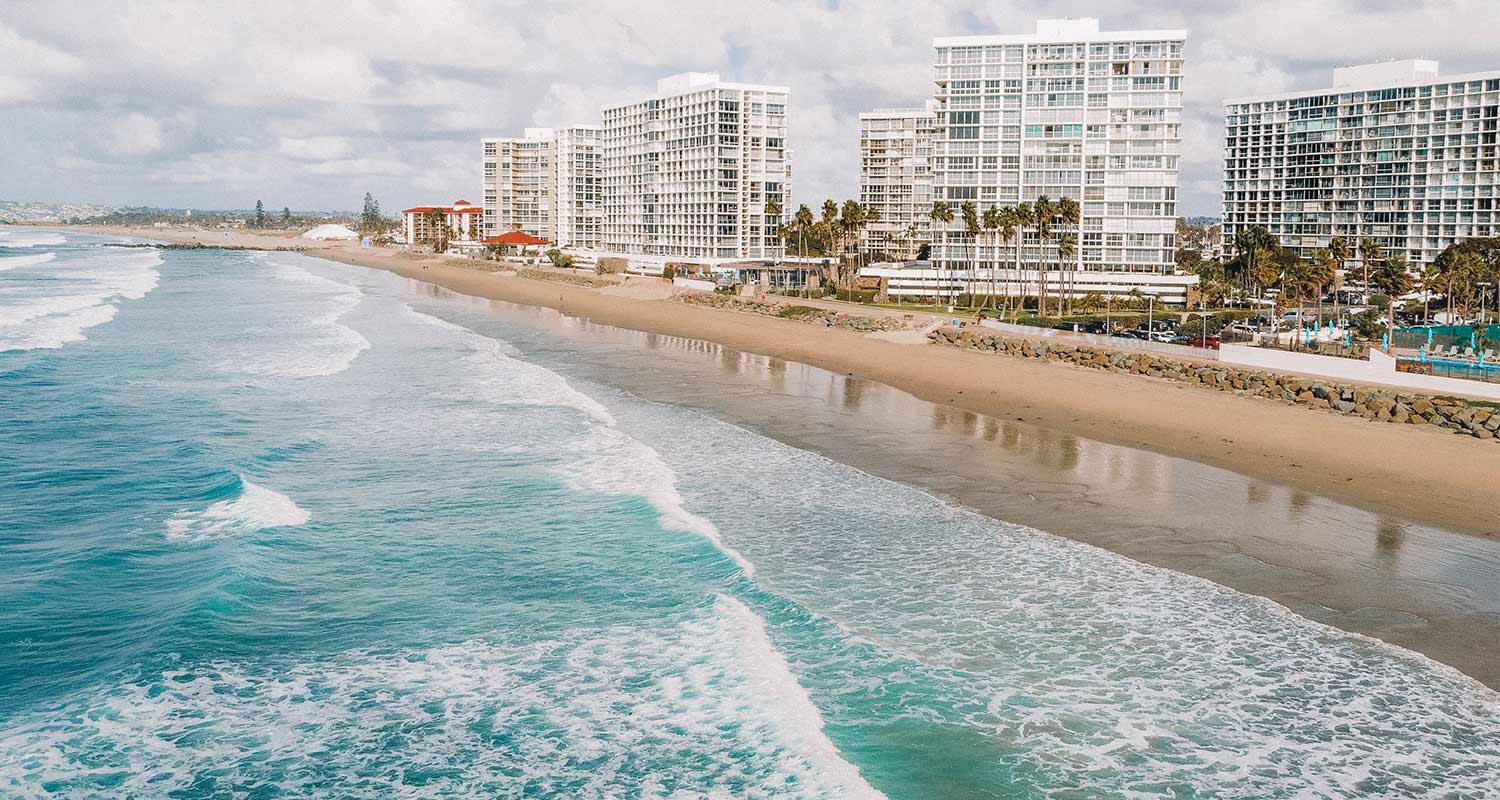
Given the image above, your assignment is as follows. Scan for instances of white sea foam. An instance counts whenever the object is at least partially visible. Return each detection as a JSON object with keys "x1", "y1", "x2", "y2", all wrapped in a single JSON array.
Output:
[
  {"x1": 0, "y1": 249, "x2": 161, "y2": 352},
  {"x1": 165, "y1": 476, "x2": 310, "y2": 542},
  {"x1": 0, "y1": 252, "x2": 56, "y2": 271},
  {"x1": 401, "y1": 306, "x2": 755, "y2": 576},
  {"x1": 226, "y1": 259, "x2": 369, "y2": 377},
  {"x1": 0, "y1": 598, "x2": 884, "y2": 798},
  {"x1": 0, "y1": 230, "x2": 65, "y2": 248},
  {"x1": 401, "y1": 304, "x2": 614, "y2": 424},
  {"x1": 622, "y1": 407, "x2": 1500, "y2": 798},
  {"x1": 566, "y1": 425, "x2": 756, "y2": 577}
]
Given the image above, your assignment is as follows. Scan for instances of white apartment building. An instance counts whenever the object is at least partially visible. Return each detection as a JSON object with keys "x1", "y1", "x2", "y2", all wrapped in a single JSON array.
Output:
[
  {"x1": 481, "y1": 126, "x2": 603, "y2": 248},
  {"x1": 1223, "y1": 60, "x2": 1500, "y2": 272},
  {"x1": 601, "y1": 72, "x2": 791, "y2": 265},
  {"x1": 918, "y1": 18, "x2": 1189, "y2": 302},
  {"x1": 401, "y1": 200, "x2": 484, "y2": 246},
  {"x1": 859, "y1": 103, "x2": 937, "y2": 260}
]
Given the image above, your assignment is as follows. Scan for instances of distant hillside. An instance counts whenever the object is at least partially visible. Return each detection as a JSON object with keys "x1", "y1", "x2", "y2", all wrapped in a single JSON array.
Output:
[{"x1": 0, "y1": 199, "x2": 115, "y2": 224}]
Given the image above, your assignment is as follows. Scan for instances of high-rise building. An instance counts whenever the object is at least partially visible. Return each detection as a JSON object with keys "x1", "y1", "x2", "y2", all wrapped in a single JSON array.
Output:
[
  {"x1": 859, "y1": 103, "x2": 937, "y2": 260},
  {"x1": 601, "y1": 72, "x2": 790, "y2": 263},
  {"x1": 914, "y1": 18, "x2": 1190, "y2": 302},
  {"x1": 481, "y1": 126, "x2": 602, "y2": 248},
  {"x1": 1223, "y1": 60, "x2": 1500, "y2": 271}
]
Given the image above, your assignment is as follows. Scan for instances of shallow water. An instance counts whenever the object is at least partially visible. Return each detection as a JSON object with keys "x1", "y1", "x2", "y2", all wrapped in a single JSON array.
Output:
[{"x1": 1, "y1": 236, "x2": 1497, "y2": 798}]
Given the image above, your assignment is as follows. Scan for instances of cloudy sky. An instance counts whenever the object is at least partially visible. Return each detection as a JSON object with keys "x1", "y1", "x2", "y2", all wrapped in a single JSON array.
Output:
[{"x1": 1, "y1": 0, "x2": 1494, "y2": 216}]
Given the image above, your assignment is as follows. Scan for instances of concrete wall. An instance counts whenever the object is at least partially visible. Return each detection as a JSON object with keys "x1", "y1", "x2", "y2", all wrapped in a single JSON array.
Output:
[
  {"x1": 1219, "y1": 344, "x2": 1500, "y2": 400},
  {"x1": 980, "y1": 319, "x2": 1221, "y2": 361},
  {"x1": 672, "y1": 277, "x2": 717, "y2": 292}
]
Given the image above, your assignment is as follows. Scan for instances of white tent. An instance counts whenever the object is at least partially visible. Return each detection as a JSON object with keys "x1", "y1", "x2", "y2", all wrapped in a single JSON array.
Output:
[{"x1": 300, "y1": 224, "x2": 359, "y2": 241}]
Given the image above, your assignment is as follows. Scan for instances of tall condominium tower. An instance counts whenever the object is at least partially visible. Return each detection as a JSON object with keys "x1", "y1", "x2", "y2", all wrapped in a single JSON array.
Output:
[
  {"x1": 601, "y1": 72, "x2": 790, "y2": 263},
  {"x1": 481, "y1": 126, "x2": 602, "y2": 248},
  {"x1": 859, "y1": 102, "x2": 937, "y2": 260},
  {"x1": 927, "y1": 18, "x2": 1187, "y2": 300},
  {"x1": 1223, "y1": 60, "x2": 1500, "y2": 270}
]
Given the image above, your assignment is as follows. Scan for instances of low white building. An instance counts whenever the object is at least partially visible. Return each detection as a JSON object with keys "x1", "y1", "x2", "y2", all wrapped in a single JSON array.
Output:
[
  {"x1": 860, "y1": 262, "x2": 1198, "y2": 304},
  {"x1": 400, "y1": 200, "x2": 484, "y2": 247}
]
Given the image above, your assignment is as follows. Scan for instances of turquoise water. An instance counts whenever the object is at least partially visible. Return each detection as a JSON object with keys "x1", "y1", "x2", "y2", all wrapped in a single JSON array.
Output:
[{"x1": 2, "y1": 230, "x2": 1498, "y2": 798}]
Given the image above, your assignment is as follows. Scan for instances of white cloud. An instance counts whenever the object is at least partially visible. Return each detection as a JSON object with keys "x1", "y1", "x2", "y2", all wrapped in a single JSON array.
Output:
[
  {"x1": 1, "y1": 1, "x2": 1495, "y2": 214},
  {"x1": 278, "y1": 136, "x2": 354, "y2": 161},
  {"x1": 103, "y1": 112, "x2": 164, "y2": 156}
]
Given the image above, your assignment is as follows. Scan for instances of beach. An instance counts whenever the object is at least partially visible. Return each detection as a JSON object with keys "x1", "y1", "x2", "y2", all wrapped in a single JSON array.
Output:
[
  {"x1": 33, "y1": 225, "x2": 1500, "y2": 685},
  {"x1": 71, "y1": 226, "x2": 1498, "y2": 534},
  {"x1": 4, "y1": 230, "x2": 1497, "y2": 796}
]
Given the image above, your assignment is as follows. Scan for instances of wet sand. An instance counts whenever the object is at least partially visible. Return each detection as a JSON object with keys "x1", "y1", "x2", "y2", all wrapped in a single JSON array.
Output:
[
  {"x1": 36, "y1": 226, "x2": 1500, "y2": 684},
  {"x1": 411, "y1": 283, "x2": 1500, "y2": 689}
]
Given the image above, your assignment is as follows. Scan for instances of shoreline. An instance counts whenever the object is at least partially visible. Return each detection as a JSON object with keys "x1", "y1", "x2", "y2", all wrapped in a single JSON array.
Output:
[
  {"x1": 42, "y1": 225, "x2": 1500, "y2": 540},
  {"x1": 21, "y1": 224, "x2": 1500, "y2": 687}
]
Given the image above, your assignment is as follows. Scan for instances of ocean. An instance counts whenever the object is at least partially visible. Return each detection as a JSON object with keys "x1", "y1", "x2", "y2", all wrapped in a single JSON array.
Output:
[{"x1": 1, "y1": 229, "x2": 1497, "y2": 798}]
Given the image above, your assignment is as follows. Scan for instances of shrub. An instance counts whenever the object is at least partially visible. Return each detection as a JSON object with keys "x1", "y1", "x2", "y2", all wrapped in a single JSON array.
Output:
[{"x1": 776, "y1": 305, "x2": 821, "y2": 318}]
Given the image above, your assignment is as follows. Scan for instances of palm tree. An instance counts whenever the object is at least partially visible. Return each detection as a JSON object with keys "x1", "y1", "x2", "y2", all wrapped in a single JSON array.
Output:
[
  {"x1": 996, "y1": 206, "x2": 1020, "y2": 318},
  {"x1": 1358, "y1": 237, "x2": 1384, "y2": 301},
  {"x1": 1371, "y1": 254, "x2": 1413, "y2": 350},
  {"x1": 981, "y1": 205, "x2": 1001, "y2": 309},
  {"x1": 929, "y1": 201, "x2": 954, "y2": 306},
  {"x1": 764, "y1": 197, "x2": 783, "y2": 259},
  {"x1": 1329, "y1": 234, "x2": 1350, "y2": 326},
  {"x1": 1055, "y1": 233, "x2": 1077, "y2": 317},
  {"x1": 793, "y1": 204, "x2": 815, "y2": 259},
  {"x1": 960, "y1": 201, "x2": 980, "y2": 307},
  {"x1": 1056, "y1": 197, "x2": 1081, "y2": 313},
  {"x1": 1012, "y1": 202, "x2": 1035, "y2": 315},
  {"x1": 1032, "y1": 195, "x2": 1055, "y2": 316},
  {"x1": 1307, "y1": 248, "x2": 1337, "y2": 342},
  {"x1": 1231, "y1": 226, "x2": 1276, "y2": 304}
]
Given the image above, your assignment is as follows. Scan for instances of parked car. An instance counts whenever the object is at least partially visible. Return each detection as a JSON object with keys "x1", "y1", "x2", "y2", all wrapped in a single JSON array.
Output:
[
  {"x1": 1186, "y1": 336, "x2": 1221, "y2": 349},
  {"x1": 1146, "y1": 330, "x2": 1176, "y2": 343},
  {"x1": 1225, "y1": 323, "x2": 1258, "y2": 335},
  {"x1": 1111, "y1": 330, "x2": 1142, "y2": 339}
]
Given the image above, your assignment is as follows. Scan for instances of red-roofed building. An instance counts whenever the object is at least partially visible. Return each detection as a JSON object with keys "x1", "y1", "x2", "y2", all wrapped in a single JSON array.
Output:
[{"x1": 401, "y1": 200, "x2": 484, "y2": 249}]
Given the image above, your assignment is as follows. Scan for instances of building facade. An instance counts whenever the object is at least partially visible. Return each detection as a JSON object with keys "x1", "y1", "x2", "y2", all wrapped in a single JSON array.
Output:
[
  {"x1": 481, "y1": 126, "x2": 602, "y2": 248},
  {"x1": 601, "y1": 72, "x2": 790, "y2": 264},
  {"x1": 1223, "y1": 60, "x2": 1500, "y2": 272},
  {"x1": 401, "y1": 200, "x2": 483, "y2": 247},
  {"x1": 553, "y1": 126, "x2": 603, "y2": 248},
  {"x1": 924, "y1": 18, "x2": 1188, "y2": 301},
  {"x1": 859, "y1": 103, "x2": 937, "y2": 260}
]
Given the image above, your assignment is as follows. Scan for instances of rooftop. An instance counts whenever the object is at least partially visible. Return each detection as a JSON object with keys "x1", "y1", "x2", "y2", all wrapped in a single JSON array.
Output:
[
  {"x1": 935, "y1": 18, "x2": 1185, "y2": 48},
  {"x1": 1225, "y1": 60, "x2": 1500, "y2": 105}
]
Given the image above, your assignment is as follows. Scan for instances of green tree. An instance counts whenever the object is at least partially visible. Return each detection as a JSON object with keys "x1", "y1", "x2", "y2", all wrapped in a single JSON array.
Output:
[
  {"x1": 1055, "y1": 196, "x2": 1081, "y2": 312},
  {"x1": 793, "y1": 203, "x2": 815, "y2": 259},
  {"x1": 960, "y1": 201, "x2": 980, "y2": 306},
  {"x1": 1357, "y1": 237, "x2": 1384, "y2": 297},
  {"x1": 281, "y1": 206, "x2": 292, "y2": 226},
  {"x1": 928, "y1": 201, "x2": 954, "y2": 306},
  {"x1": 253, "y1": 200, "x2": 266, "y2": 229},
  {"x1": 995, "y1": 206, "x2": 1020, "y2": 317},
  {"x1": 1012, "y1": 202, "x2": 1034, "y2": 313},
  {"x1": 1055, "y1": 232, "x2": 1077, "y2": 314},
  {"x1": 1329, "y1": 234, "x2": 1351, "y2": 324},
  {"x1": 981, "y1": 205, "x2": 1001, "y2": 309},
  {"x1": 360, "y1": 193, "x2": 382, "y2": 233},
  {"x1": 1032, "y1": 195, "x2": 1055, "y2": 315},
  {"x1": 1370, "y1": 254, "x2": 1413, "y2": 349},
  {"x1": 764, "y1": 196, "x2": 783, "y2": 253},
  {"x1": 1230, "y1": 225, "x2": 1276, "y2": 303}
]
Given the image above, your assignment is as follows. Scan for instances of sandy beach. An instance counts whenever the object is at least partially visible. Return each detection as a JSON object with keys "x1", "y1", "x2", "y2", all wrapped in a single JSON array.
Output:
[
  {"x1": 22, "y1": 224, "x2": 1500, "y2": 686},
  {"x1": 57, "y1": 225, "x2": 1499, "y2": 541}
]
